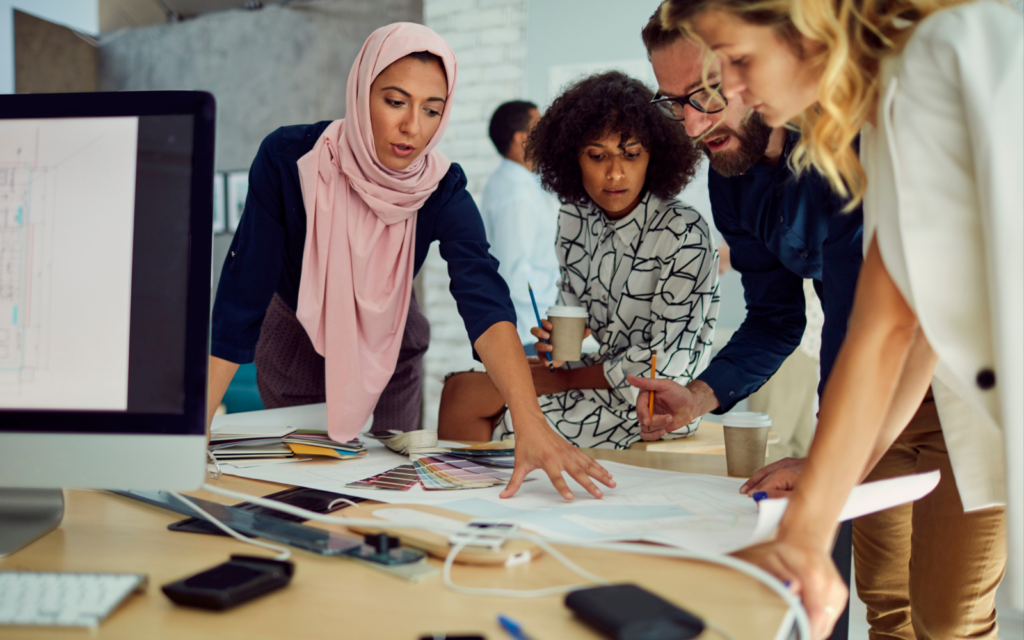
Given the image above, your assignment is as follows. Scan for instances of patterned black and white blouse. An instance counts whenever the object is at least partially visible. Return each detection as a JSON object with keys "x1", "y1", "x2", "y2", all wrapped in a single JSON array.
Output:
[{"x1": 494, "y1": 193, "x2": 720, "y2": 449}]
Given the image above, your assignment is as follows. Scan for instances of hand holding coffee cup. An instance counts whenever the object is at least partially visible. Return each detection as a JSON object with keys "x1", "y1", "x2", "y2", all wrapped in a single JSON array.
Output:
[
  {"x1": 543, "y1": 305, "x2": 589, "y2": 362},
  {"x1": 531, "y1": 320, "x2": 592, "y2": 367},
  {"x1": 721, "y1": 412, "x2": 772, "y2": 477}
]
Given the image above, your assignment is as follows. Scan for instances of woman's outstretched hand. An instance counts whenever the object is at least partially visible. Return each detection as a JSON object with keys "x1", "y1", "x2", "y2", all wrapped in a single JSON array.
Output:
[
  {"x1": 499, "y1": 411, "x2": 616, "y2": 501},
  {"x1": 732, "y1": 538, "x2": 848, "y2": 640}
]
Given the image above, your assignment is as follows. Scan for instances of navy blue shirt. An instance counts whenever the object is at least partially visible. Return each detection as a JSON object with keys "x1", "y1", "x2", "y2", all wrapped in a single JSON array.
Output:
[
  {"x1": 211, "y1": 121, "x2": 516, "y2": 364},
  {"x1": 697, "y1": 131, "x2": 863, "y2": 413}
]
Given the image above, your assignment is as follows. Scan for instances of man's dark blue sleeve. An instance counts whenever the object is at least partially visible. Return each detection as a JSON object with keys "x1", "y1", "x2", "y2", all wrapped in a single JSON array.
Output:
[
  {"x1": 697, "y1": 181, "x2": 807, "y2": 413},
  {"x1": 817, "y1": 205, "x2": 863, "y2": 395},
  {"x1": 210, "y1": 132, "x2": 288, "y2": 364},
  {"x1": 432, "y1": 167, "x2": 517, "y2": 360}
]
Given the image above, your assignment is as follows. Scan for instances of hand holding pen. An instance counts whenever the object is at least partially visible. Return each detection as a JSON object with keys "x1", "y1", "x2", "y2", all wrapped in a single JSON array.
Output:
[{"x1": 527, "y1": 283, "x2": 554, "y2": 371}]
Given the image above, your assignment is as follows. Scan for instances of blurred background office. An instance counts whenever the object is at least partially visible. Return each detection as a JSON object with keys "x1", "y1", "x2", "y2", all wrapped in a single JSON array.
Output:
[
  {"x1": 4, "y1": 1, "x2": 1022, "y2": 635},
  {"x1": 1, "y1": 0, "x2": 754, "y2": 428}
]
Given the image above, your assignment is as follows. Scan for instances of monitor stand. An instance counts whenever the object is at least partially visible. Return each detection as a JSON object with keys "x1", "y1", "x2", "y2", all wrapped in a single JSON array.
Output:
[{"x1": 0, "y1": 489, "x2": 64, "y2": 558}]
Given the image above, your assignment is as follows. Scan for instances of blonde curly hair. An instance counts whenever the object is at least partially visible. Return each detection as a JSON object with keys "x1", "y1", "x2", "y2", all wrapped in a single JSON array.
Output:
[{"x1": 661, "y1": 0, "x2": 973, "y2": 209}]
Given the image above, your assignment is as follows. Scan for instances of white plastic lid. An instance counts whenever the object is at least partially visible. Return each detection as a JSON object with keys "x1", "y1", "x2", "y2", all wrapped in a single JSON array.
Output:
[
  {"x1": 546, "y1": 305, "x2": 588, "y2": 319},
  {"x1": 721, "y1": 411, "x2": 772, "y2": 428}
]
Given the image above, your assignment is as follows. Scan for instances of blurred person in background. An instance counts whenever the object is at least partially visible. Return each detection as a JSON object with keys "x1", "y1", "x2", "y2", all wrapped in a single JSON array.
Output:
[{"x1": 480, "y1": 101, "x2": 560, "y2": 355}]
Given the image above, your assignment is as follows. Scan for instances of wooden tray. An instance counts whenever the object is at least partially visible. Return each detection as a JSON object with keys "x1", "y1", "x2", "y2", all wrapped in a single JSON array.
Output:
[{"x1": 344, "y1": 503, "x2": 542, "y2": 565}]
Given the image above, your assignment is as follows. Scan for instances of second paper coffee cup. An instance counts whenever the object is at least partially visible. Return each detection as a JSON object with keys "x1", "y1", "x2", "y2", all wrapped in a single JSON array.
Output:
[
  {"x1": 721, "y1": 412, "x2": 772, "y2": 477},
  {"x1": 546, "y1": 305, "x2": 588, "y2": 362}
]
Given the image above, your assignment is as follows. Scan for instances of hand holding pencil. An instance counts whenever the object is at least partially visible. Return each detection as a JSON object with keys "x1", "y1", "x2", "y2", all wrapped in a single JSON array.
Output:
[
  {"x1": 629, "y1": 372, "x2": 720, "y2": 442},
  {"x1": 648, "y1": 349, "x2": 657, "y2": 416}
]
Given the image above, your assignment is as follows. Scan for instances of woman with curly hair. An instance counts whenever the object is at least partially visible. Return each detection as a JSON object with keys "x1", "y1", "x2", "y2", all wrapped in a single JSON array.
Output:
[{"x1": 438, "y1": 71, "x2": 718, "y2": 453}]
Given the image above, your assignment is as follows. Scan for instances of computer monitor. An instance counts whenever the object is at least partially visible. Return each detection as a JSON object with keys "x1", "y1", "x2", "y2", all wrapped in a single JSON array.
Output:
[{"x1": 0, "y1": 91, "x2": 215, "y2": 556}]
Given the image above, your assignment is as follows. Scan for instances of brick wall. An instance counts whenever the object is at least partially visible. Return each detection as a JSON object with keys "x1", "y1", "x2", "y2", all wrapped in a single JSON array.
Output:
[{"x1": 420, "y1": 0, "x2": 527, "y2": 430}]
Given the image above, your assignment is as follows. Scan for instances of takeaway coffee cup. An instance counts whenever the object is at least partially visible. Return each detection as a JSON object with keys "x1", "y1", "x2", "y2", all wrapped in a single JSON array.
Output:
[
  {"x1": 721, "y1": 412, "x2": 772, "y2": 477},
  {"x1": 546, "y1": 305, "x2": 588, "y2": 362}
]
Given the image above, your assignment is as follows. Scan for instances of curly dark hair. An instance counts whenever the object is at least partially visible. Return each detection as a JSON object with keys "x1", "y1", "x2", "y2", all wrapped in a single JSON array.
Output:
[{"x1": 526, "y1": 71, "x2": 699, "y2": 206}]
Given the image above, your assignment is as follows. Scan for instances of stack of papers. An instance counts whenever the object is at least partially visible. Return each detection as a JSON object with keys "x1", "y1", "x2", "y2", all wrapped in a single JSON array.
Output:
[
  {"x1": 282, "y1": 431, "x2": 366, "y2": 459},
  {"x1": 208, "y1": 424, "x2": 366, "y2": 463},
  {"x1": 209, "y1": 424, "x2": 298, "y2": 461},
  {"x1": 443, "y1": 442, "x2": 515, "y2": 469}
]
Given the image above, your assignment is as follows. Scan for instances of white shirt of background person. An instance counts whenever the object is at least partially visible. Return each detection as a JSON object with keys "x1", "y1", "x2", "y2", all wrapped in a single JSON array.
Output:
[{"x1": 480, "y1": 104, "x2": 560, "y2": 347}]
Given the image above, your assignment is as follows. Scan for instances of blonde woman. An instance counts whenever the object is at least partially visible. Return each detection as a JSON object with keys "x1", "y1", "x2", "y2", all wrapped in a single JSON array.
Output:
[{"x1": 649, "y1": 1, "x2": 1022, "y2": 638}]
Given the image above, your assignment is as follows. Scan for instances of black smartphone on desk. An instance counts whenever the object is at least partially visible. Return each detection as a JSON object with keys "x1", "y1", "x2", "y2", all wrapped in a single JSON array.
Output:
[{"x1": 565, "y1": 584, "x2": 705, "y2": 640}]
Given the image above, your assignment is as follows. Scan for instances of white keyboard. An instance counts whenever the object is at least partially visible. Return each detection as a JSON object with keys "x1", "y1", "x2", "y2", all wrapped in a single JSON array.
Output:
[{"x1": 0, "y1": 571, "x2": 147, "y2": 628}]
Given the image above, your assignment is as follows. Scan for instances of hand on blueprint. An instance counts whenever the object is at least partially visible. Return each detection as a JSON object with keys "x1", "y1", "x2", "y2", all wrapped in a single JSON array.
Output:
[
  {"x1": 628, "y1": 377, "x2": 717, "y2": 440},
  {"x1": 499, "y1": 412, "x2": 616, "y2": 501},
  {"x1": 740, "y1": 457, "x2": 804, "y2": 497},
  {"x1": 733, "y1": 539, "x2": 848, "y2": 640}
]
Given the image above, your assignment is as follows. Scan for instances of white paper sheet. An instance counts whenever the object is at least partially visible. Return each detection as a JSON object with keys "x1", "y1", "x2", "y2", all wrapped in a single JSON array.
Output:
[
  {"x1": 220, "y1": 407, "x2": 941, "y2": 555},
  {"x1": 746, "y1": 469, "x2": 941, "y2": 547},
  {"x1": 212, "y1": 403, "x2": 330, "y2": 432}
]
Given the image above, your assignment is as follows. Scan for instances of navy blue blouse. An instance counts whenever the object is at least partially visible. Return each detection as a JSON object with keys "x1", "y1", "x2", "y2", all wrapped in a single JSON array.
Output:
[
  {"x1": 211, "y1": 121, "x2": 516, "y2": 364},
  {"x1": 697, "y1": 130, "x2": 864, "y2": 413}
]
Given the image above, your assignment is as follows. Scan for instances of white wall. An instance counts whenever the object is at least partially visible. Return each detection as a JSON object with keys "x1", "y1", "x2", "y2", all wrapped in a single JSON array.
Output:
[
  {"x1": 0, "y1": 0, "x2": 99, "y2": 94},
  {"x1": 421, "y1": 0, "x2": 528, "y2": 430}
]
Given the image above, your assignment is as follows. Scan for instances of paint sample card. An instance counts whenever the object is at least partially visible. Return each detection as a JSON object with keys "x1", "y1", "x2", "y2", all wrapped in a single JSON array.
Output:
[
  {"x1": 412, "y1": 454, "x2": 512, "y2": 491},
  {"x1": 347, "y1": 464, "x2": 420, "y2": 491}
]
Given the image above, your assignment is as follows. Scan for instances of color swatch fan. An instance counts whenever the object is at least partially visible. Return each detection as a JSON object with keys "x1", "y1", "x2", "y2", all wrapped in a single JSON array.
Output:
[{"x1": 412, "y1": 454, "x2": 513, "y2": 490}]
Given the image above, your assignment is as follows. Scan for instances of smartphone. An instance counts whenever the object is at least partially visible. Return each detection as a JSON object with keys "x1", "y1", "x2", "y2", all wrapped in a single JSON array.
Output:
[
  {"x1": 447, "y1": 520, "x2": 519, "y2": 551},
  {"x1": 565, "y1": 584, "x2": 705, "y2": 640}
]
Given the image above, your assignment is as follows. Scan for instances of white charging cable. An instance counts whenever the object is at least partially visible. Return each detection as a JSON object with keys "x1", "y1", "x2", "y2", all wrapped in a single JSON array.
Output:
[
  {"x1": 196, "y1": 483, "x2": 810, "y2": 640},
  {"x1": 443, "y1": 531, "x2": 609, "y2": 598}
]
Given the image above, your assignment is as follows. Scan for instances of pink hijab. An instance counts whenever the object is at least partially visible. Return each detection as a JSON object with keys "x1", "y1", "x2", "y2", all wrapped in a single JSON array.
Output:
[{"x1": 295, "y1": 23, "x2": 457, "y2": 442}]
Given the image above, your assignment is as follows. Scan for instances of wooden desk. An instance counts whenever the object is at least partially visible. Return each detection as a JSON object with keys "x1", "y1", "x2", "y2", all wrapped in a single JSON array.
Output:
[
  {"x1": 0, "y1": 452, "x2": 790, "y2": 640},
  {"x1": 629, "y1": 422, "x2": 780, "y2": 456}
]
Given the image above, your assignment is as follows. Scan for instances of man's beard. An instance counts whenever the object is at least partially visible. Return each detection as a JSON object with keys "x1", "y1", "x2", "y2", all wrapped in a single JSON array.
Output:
[{"x1": 698, "y1": 112, "x2": 773, "y2": 178}]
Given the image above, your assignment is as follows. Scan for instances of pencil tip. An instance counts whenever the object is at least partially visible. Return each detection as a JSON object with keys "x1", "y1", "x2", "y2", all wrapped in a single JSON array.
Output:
[{"x1": 528, "y1": 283, "x2": 533, "y2": 289}]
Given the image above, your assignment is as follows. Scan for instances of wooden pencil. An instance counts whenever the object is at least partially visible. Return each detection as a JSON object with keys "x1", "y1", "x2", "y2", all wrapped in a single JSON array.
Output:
[{"x1": 648, "y1": 349, "x2": 657, "y2": 415}]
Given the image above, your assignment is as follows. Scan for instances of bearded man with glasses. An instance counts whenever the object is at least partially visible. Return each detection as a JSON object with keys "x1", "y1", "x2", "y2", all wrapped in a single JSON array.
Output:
[
  {"x1": 632, "y1": 6, "x2": 867, "y2": 634},
  {"x1": 629, "y1": 14, "x2": 867, "y2": 638},
  {"x1": 632, "y1": 6, "x2": 864, "y2": 443}
]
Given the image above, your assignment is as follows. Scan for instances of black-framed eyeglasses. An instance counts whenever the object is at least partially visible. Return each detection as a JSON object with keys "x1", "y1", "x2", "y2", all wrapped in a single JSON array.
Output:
[{"x1": 650, "y1": 83, "x2": 727, "y2": 121}]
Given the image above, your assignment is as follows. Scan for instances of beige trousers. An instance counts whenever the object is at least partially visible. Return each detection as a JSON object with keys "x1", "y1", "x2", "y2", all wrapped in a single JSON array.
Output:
[
  {"x1": 747, "y1": 348, "x2": 819, "y2": 462},
  {"x1": 853, "y1": 398, "x2": 1007, "y2": 639}
]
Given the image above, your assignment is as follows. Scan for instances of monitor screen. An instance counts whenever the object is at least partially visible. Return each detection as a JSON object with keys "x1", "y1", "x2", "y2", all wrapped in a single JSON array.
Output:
[{"x1": 0, "y1": 92, "x2": 214, "y2": 437}]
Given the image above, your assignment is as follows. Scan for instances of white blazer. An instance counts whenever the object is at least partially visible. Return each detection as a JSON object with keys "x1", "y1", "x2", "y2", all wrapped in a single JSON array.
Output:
[{"x1": 861, "y1": 0, "x2": 1022, "y2": 607}]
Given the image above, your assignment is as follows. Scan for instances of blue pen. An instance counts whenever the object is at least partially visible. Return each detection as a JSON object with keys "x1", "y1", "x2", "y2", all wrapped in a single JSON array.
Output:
[
  {"x1": 528, "y1": 283, "x2": 554, "y2": 371},
  {"x1": 753, "y1": 491, "x2": 769, "y2": 503},
  {"x1": 498, "y1": 615, "x2": 537, "y2": 640}
]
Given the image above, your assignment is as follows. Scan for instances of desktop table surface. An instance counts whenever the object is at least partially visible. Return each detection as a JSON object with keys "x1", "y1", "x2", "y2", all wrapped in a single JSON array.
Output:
[{"x1": 0, "y1": 450, "x2": 790, "y2": 640}]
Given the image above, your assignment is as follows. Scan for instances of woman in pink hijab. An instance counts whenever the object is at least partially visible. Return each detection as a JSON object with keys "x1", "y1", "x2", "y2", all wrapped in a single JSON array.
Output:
[{"x1": 207, "y1": 23, "x2": 614, "y2": 500}]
